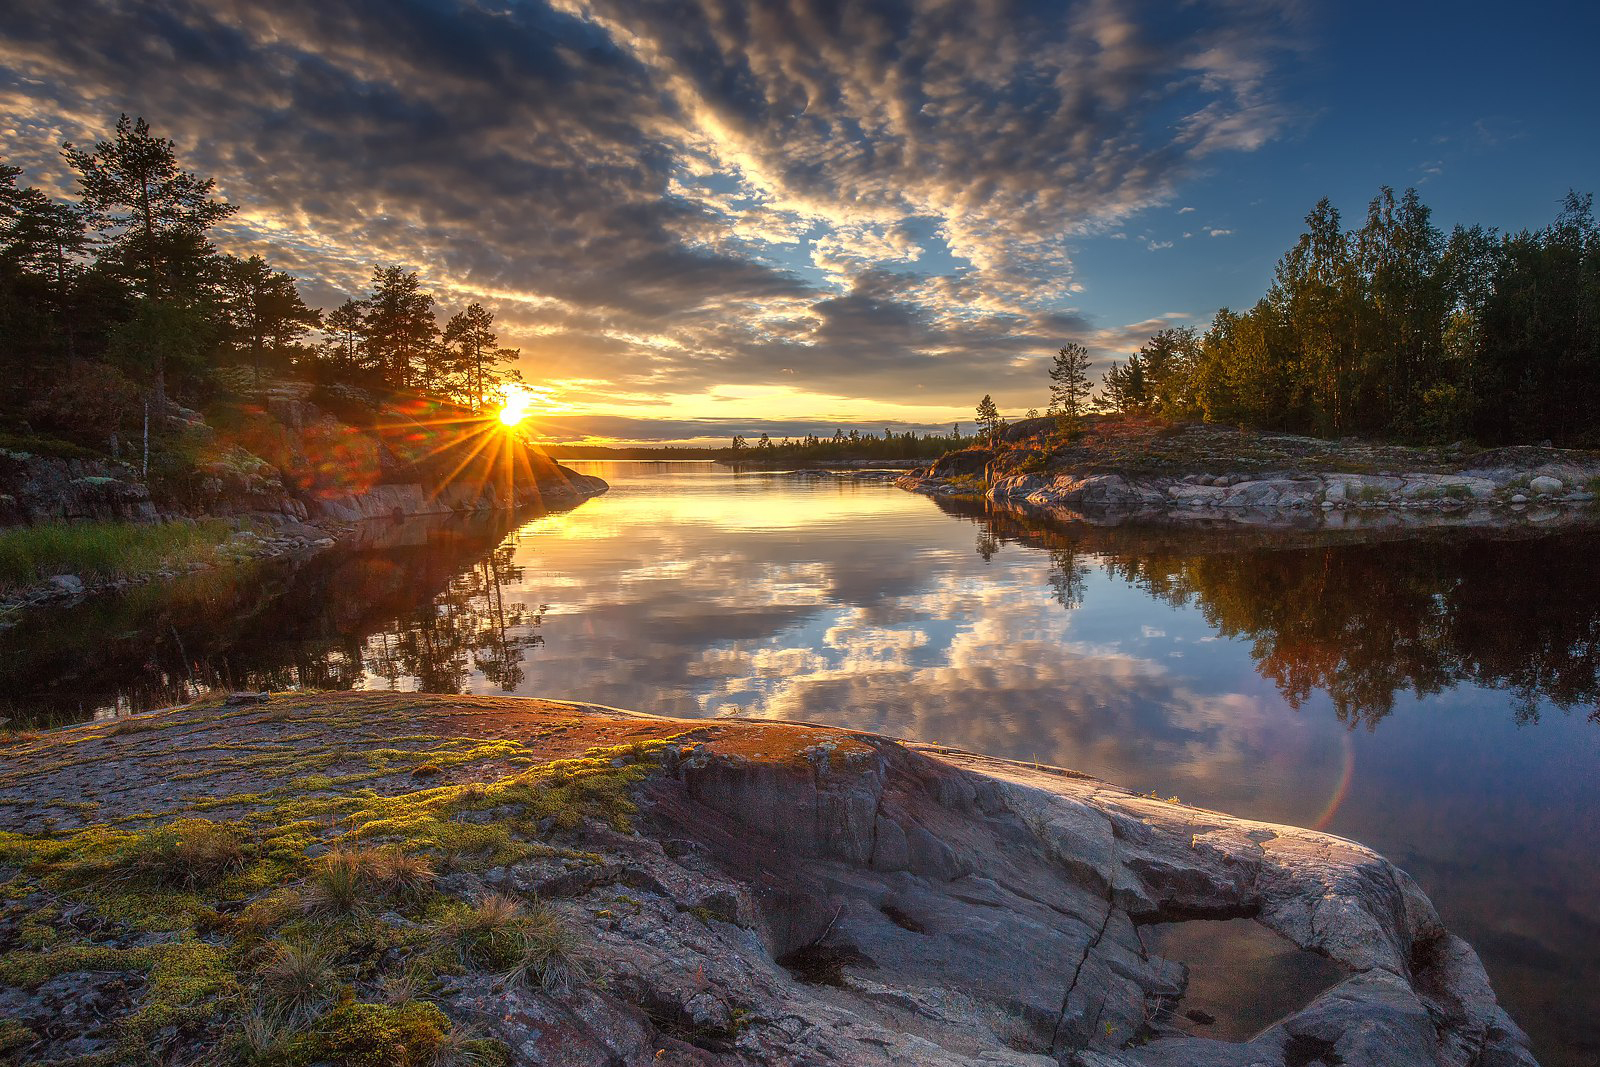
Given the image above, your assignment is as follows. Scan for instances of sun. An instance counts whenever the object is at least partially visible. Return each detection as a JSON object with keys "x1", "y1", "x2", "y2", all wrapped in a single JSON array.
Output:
[{"x1": 497, "y1": 386, "x2": 533, "y2": 427}]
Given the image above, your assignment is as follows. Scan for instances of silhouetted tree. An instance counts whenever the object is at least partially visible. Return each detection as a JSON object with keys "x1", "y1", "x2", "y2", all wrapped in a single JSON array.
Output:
[
  {"x1": 976, "y1": 394, "x2": 1002, "y2": 446},
  {"x1": 363, "y1": 266, "x2": 437, "y2": 389},
  {"x1": 63, "y1": 115, "x2": 236, "y2": 402},
  {"x1": 218, "y1": 254, "x2": 320, "y2": 382}
]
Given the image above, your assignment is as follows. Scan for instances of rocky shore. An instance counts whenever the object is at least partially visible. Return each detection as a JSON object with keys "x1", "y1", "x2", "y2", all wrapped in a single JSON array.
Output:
[
  {"x1": 0, "y1": 381, "x2": 608, "y2": 618},
  {"x1": 898, "y1": 419, "x2": 1600, "y2": 531},
  {"x1": 0, "y1": 692, "x2": 1537, "y2": 1066}
]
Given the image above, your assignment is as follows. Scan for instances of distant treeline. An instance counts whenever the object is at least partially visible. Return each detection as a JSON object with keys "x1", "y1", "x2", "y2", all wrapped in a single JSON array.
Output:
[
  {"x1": 0, "y1": 115, "x2": 521, "y2": 459},
  {"x1": 1096, "y1": 187, "x2": 1600, "y2": 445},
  {"x1": 551, "y1": 429, "x2": 965, "y2": 461},
  {"x1": 725, "y1": 428, "x2": 965, "y2": 460},
  {"x1": 547, "y1": 445, "x2": 724, "y2": 459}
]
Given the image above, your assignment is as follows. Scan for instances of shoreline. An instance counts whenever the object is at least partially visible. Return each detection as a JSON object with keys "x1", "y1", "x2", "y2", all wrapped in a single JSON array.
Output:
[
  {"x1": 0, "y1": 471, "x2": 607, "y2": 624},
  {"x1": 897, "y1": 420, "x2": 1600, "y2": 532}
]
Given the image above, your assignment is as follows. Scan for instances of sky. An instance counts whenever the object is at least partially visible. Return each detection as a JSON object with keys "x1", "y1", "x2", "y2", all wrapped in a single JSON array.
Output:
[{"x1": 2, "y1": 0, "x2": 1597, "y2": 446}]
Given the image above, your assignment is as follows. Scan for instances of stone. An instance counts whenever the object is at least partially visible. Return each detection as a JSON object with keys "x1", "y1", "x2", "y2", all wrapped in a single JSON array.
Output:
[
  {"x1": 1528, "y1": 475, "x2": 1563, "y2": 494},
  {"x1": 48, "y1": 573, "x2": 84, "y2": 595},
  {"x1": 1510, "y1": 493, "x2": 1528, "y2": 505}
]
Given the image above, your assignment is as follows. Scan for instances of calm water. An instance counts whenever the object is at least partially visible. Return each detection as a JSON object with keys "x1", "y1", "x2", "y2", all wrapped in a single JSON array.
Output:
[{"x1": 5, "y1": 461, "x2": 1598, "y2": 1064}]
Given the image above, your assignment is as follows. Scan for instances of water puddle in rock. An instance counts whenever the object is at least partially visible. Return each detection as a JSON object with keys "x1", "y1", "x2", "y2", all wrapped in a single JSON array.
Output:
[{"x1": 1141, "y1": 918, "x2": 1348, "y2": 1041}]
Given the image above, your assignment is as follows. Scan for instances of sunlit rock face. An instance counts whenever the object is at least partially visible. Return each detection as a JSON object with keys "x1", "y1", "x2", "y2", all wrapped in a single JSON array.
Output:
[
  {"x1": 0, "y1": 694, "x2": 1533, "y2": 1066},
  {"x1": 632, "y1": 728, "x2": 1537, "y2": 1066}
]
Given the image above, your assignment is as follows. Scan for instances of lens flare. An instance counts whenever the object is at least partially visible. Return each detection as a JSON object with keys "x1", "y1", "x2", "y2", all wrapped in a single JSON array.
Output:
[{"x1": 498, "y1": 386, "x2": 533, "y2": 427}]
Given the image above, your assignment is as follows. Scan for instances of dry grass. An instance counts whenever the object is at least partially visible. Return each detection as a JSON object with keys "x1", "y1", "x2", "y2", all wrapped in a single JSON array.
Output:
[
  {"x1": 440, "y1": 892, "x2": 585, "y2": 991},
  {"x1": 121, "y1": 818, "x2": 247, "y2": 889},
  {"x1": 299, "y1": 845, "x2": 435, "y2": 915},
  {"x1": 256, "y1": 940, "x2": 341, "y2": 1023}
]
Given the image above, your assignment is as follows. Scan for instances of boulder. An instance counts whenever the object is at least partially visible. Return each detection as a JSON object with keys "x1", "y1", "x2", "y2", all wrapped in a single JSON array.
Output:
[{"x1": 928, "y1": 449, "x2": 994, "y2": 479}]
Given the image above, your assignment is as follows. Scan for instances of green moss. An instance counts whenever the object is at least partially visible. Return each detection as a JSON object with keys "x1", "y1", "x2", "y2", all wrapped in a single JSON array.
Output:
[
  {"x1": 285, "y1": 1001, "x2": 450, "y2": 1067},
  {"x1": 0, "y1": 707, "x2": 682, "y2": 1062},
  {"x1": 0, "y1": 1017, "x2": 33, "y2": 1056},
  {"x1": 124, "y1": 940, "x2": 236, "y2": 1037},
  {"x1": 0, "y1": 943, "x2": 154, "y2": 988}
]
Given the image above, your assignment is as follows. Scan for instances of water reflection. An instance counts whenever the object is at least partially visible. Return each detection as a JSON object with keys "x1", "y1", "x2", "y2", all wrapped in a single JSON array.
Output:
[
  {"x1": 4, "y1": 462, "x2": 1598, "y2": 1064},
  {"x1": 958, "y1": 500, "x2": 1600, "y2": 729},
  {"x1": 0, "y1": 512, "x2": 545, "y2": 724},
  {"x1": 362, "y1": 541, "x2": 544, "y2": 694}
]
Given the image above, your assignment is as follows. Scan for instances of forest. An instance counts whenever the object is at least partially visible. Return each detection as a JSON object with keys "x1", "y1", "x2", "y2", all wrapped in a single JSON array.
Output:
[
  {"x1": 1095, "y1": 187, "x2": 1600, "y2": 444},
  {"x1": 0, "y1": 116, "x2": 522, "y2": 462}
]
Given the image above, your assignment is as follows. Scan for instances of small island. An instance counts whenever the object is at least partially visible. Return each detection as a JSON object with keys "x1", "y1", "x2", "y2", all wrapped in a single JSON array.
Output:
[{"x1": 899, "y1": 416, "x2": 1600, "y2": 531}]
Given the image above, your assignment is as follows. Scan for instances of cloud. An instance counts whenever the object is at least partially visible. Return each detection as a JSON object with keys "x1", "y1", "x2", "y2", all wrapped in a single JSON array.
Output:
[
  {"x1": 1208, "y1": 227, "x2": 1233, "y2": 236},
  {"x1": 0, "y1": 0, "x2": 1304, "y2": 435}
]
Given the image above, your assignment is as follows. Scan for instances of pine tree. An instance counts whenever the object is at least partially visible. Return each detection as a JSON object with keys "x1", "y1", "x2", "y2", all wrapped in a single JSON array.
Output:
[
  {"x1": 975, "y1": 394, "x2": 1002, "y2": 446},
  {"x1": 62, "y1": 114, "x2": 236, "y2": 400},
  {"x1": 218, "y1": 254, "x2": 320, "y2": 383},
  {"x1": 364, "y1": 266, "x2": 438, "y2": 389},
  {"x1": 442, "y1": 302, "x2": 498, "y2": 410},
  {"x1": 1048, "y1": 343, "x2": 1092, "y2": 434},
  {"x1": 320, "y1": 299, "x2": 368, "y2": 377}
]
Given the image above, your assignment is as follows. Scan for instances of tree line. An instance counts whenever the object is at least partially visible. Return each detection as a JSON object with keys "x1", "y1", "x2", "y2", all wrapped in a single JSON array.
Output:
[
  {"x1": 726, "y1": 426, "x2": 966, "y2": 460},
  {"x1": 1094, "y1": 187, "x2": 1600, "y2": 444},
  {"x1": 0, "y1": 114, "x2": 524, "y2": 458}
]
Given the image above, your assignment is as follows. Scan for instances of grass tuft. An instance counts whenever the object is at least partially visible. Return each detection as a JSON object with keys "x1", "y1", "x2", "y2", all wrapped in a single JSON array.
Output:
[
  {"x1": 439, "y1": 892, "x2": 586, "y2": 991},
  {"x1": 0, "y1": 519, "x2": 235, "y2": 593},
  {"x1": 257, "y1": 939, "x2": 342, "y2": 1023},
  {"x1": 120, "y1": 818, "x2": 248, "y2": 889},
  {"x1": 300, "y1": 845, "x2": 435, "y2": 915}
]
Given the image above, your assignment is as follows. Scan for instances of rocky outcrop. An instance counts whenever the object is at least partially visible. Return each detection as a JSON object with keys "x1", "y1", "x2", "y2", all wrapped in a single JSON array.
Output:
[
  {"x1": 313, "y1": 466, "x2": 607, "y2": 522},
  {"x1": 900, "y1": 430, "x2": 1600, "y2": 531},
  {"x1": 0, "y1": 450, "x2": 157, "y2": 525},
  {"x1": 1, "y1": 382, "x2": 608, "y2": 530},
  {"x1": 0, "y1": 694, "x2": 1537, "y2": 1066}
]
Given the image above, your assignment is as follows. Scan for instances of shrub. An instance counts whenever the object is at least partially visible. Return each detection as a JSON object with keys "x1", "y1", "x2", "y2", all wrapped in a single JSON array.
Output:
[{"x1": 26, "y1": 360, "x2": 141, "y2": 448}]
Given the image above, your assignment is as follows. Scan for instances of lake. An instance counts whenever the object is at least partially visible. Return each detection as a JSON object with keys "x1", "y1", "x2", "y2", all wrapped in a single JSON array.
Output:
[{"x1": 5, "y1": 460, "x2": 1597, "y2": 1065}]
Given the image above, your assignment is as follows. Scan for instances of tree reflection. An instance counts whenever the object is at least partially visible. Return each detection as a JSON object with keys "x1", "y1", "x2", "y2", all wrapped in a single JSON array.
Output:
[
  {"x1": 1, "y1": 513, "x2": 554, "y2": 725},
  {"x1": 952, "y1": 499, "x2": 1600, "y2": 729},
  {"x1": 361, "y1": 539, "x2": 545, "y2": 693},
  {"x1": 1047, "y1": 547, "x2": 1091, "y2": 611}
]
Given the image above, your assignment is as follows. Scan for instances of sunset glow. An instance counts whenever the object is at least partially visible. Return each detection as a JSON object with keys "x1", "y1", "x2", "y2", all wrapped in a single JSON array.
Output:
[
  {"x1": 498, "y1": 387, "x2": 533, "y2": 428},
  {"x1": 5, "y1": 3, "x2": 1588, "y2": 446}
]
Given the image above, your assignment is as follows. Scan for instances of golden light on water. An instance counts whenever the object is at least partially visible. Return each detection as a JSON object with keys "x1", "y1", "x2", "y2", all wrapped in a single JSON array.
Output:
[{"x1": 498, "y1": 386, "x2": 533, "y2": 427}]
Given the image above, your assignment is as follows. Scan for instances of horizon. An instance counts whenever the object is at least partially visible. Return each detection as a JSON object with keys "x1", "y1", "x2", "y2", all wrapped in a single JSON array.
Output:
[{"x1": 3, "y1": 0, "x2": 1597, "y2": 447}]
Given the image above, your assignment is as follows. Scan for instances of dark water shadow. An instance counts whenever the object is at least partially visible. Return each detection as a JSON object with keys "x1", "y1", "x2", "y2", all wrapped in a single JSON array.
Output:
[
  {"x1": 0, "y1": 509, "x2": 551, "y2": 728},
  {"x1": 1141, "y1": 918, "x2": 1349, "y2": 1042}
]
